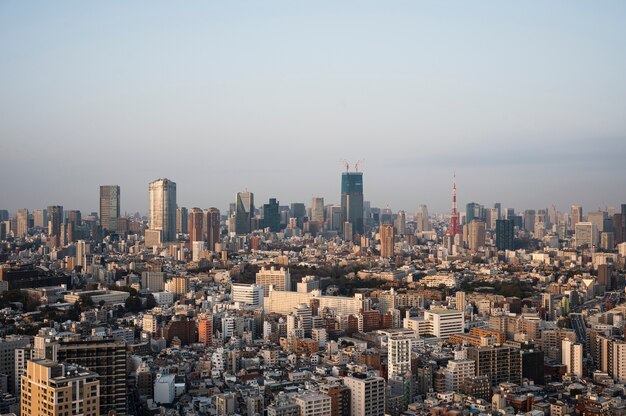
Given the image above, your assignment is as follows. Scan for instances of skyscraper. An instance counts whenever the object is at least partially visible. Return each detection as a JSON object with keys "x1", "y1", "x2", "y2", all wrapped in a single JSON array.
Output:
[
  {"x1": 341, "y1": 171, "x2": 364, "y2": 235},
  {"x1": 468, "y1": 219, "x2": 486, "y2": 252},
  {"x1": 380, "y1": 224, "x2": 394, "y2": 258},
  {"x1": 16, "y1": 208, "x2": 28, "y2": 238},
  {"x1": 235, "y1": 191, "x2": 254, "y2": 235},
  {"x1": 571, "y1": 205, "x2": 583, "y2": 229},
  {"x1": 188, "y1": 207, "x2": 204, "y2": 242},
  {"x1": 344, "y1": 374, "x2": 385, "y2": 416},
  {"x1": 416, "y1": 204, "x2": 430, "y2": 232},
  {"x1": 205, "y1": 207, "x2": 221, "y2": 251},
  {"x1": 33, "y1": 208, "x2": 47, "y2": 228},
  {"x1": 311, "y1": 197, "x2": 325, "y2": 222},
  {"x1": 99, "y1": 185, "x2": 120, "y2": 233},
  {"x1": 148, "y1": 178, "x2": 177, "y2": 242},
  {"x1": 47, "y1": 205, "x2": 63, "y2": 246},
  {"x1": 496, "y1": 219, "x2": 515, "y2": 251},
  {"x1": 176, "y1": 206, "x2": 188, "y2": 234},
  {"x1": 263, "y1": 198, "x2": 281, "y2": 232}
]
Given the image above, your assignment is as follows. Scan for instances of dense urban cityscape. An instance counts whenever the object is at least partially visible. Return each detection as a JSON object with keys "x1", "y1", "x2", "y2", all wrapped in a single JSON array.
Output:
[{"x1": 0, "y1": 169, "x2": 625, "y2": 416}]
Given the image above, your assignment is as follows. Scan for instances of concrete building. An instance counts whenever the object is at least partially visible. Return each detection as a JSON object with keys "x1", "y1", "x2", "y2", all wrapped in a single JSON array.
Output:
[
  {"x1": 575, "y1": 221, "x2": 598, "y2": 248},
  {"x1": 294, "y1": 392, "x2": 332, "y2": 416},
  {"x1": 562, "y1": 339, "x2": 583, "y2": 378},
  {"x1": 232, "y1": 283, "x2": 265, "y2": 308},
  {"x1": 154, "y1": 374, "x2": 175, "y2": 404},
  {"x1": 387, "y1": 335, "x2": 411, "y2": 380},
  {"x1": 21, "y1": 359, "x2": 100, "y2": 416},
  {"x1": 256, "y1": 266, "x2": 291, "y2": 295},
  {"x1": 344, "y1": 374, "x2": 385, "y2": 416},
  {"x1": 380, "y1": 224, "x2": 394, "y2": 258},
  {"x1": 99, "y1": 185, "x2": 120, "y2": 233},
  {"x1": 148, "y1": 178, "x2": 177, "y2": 242},
  {"x1": 423, "y1": 310, "x2": 464, "y2": 338}
]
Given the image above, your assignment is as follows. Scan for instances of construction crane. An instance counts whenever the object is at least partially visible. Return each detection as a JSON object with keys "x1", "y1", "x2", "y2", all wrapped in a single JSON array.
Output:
[{"x1": 342, "y1": 159, "x2": 350, "y2": 172}]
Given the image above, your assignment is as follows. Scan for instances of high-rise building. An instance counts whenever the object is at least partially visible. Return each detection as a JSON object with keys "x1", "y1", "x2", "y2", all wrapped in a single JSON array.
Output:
[
  {"x1": 148, "y1": 178, "x2": 177, "y2": 242},
  {"x1": 0, "y1": 336, "x2": 31, "y2": 395},
  {"x1": 329, "y1": 206, "x2": 343, "y2": 232},
  {"x1": 263, "y1": 198, "x2": 281, "y2": 232},
  {"x1": 388, "y1": 335, "x2": 411, "y2": 380},
  {"x1": 99, "y1": 185, "x2": 120, "y2": 233},
  {"x1": 571, "y1": 205, "x2": 583, "y2": 229},
  {"x1": 176, "y1": 207, "x2": 188, "y2": 234},
  {"x1": 205, "y1": 207, "x2": 221, "y2": 251},
  {"x1": 294, "y1": 392, "x2": 332, "y2": 416},
  {"x1": 43, "y1": 337, "x2": 127, "y2": 415},
  {"x1": 394, "y1": 210, "x2": 406, "y2": 235},
  {"x1": 188, "y1": 207, "x2": 204, "y2": 242},
  {"x1": 495, "y1": 219, "x2": 514, "y2": 251},
  {"x1": 468, "y1": 219, "x2": 486, "y2": 251},
  {"x1": 575, "y1": 222, "x2": 598, "y2": 248},
  {"x1": 523, "y1": 209, "x2": 536, "y2": 233},
  {"x1": 232, "y1": 283, "x2": 265, "y2": 308},
  {"x1": 256, "y1": 266, "x2": 291, "y2": 295},
  {"x1": 33, "y1": 208, "x2": 47, "y2": 228},
  {"x1": 311, "y1": 197, "x2": 325, "y2": 223},
  {"x1": 235, "y1": 191, "x2": 254, "y2": 235},
  {"x1": 344, "y1": 374, "x2": 385, "y2": 416},
  {"x1": 562, "y1": 339, "x2": 583, "y2": 378},
  {"x1": 21, "y1": 359, "x2": 100, "y2": 416},
  {"x1": 466, "y1": 202, "x2": 484, "y2": 224},
  {"x1": 198, "y1": 314, "x2": 213, "y2": 347},
  {"x1": 380, "y1": 224, "x2": 394, "y2": 258},
  {"x1": 456, "y1": 291, "x2": 466, "y2": 312},
  {"x1": 16, "y1": 208, "x2": 28, "y2": 238},
  {"x1": 416, "y1": 205, "x2": 430, "y2": 232},
  {"x1": 76, "y1": 240, "x2": 88, "y2": 269},
  {"x1": 47, "y1": 205, "x2": 63, "y2": 246},
  {"x1": 467, "y1": 345, "x2": 521, "y2": 386},
  {"x1": 445, "y1": 357, "x2": 475, "y2": 393},
  {"x1": 341, "y1": 171, "x2": 364, "y2": 235},
  {"x1": 290, "y1": 203, "x2": 306, "y2": 227}
]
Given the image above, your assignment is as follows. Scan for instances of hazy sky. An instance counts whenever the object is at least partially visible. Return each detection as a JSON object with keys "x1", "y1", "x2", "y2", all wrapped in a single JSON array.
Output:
[{"x1": 2, "y1": 1, "x2": 625, "y2": 216}]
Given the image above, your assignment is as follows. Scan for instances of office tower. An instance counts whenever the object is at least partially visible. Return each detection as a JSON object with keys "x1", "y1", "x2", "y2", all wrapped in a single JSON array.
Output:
[
  {"x1": 205, "y1": 207, "x2": 221, "y2": 251},
  {"x1": 344, "y1": 374, "x2": 385, "y2": 416},
  {"x1": 522, "y1": 209, "x2": 535, "y2": 233},
  {"x1": 588, "y1": 211, "x2": 607, "y2": 233},
  {"x1": 0, "y1": 336, "x2": 31, "y2": 395},
  {"x1": 235, "y1": 191, "x2": 254, "y2": 235},
  {"x1": 176, "y1": 207, "x2": 188, "y2": 234},
  {"x1": 562, "y1": 339, "x2": 583, "y2": 378},
  {"x1": 495, "y1": 219, "x2": 514, "y2": 251},
  {"x1": 394, "y1": 210, "x2": 406, "y2": 235},
  {"x1": 294, "y1": 392, "x2": 332, "y2": 416},
  {"x1": 575, "y1": 222, "x2": 598, "y2": 248},
  {"x1": 65, "y1": 210, "x2": 81, "y2": 228},
  {"x1": 341, "y1": 171, "x2": 364, "y2": 235},
  {"x1": 466, "y1": 202, "x2": 483, "y2": 224},
  {"x1": 188, "y1": 207, "x2": 204, "y2": 242},
  {"x1": 99, "y1": 185, "x2": 120, "y2": 233},
  {"x1": 21, "y1": 359, "x2": 100, "y2": 416},
  {"x1": 329, "y1": 206, "x2": 343, "y2": 231},
  {"x1": 416, "y1": 204, "x2": 430, "y2": 232},
  {"x1": 456, "y1": 291, "x2": 466, "y2": 312},
  {"x1": 256, "y1": 266, "x2": 291, "y2": 295},
  {"x1": 16, "y1": 208, "x2": 28, "y2": 238},
  {"x1": 494, "y1": 202, "x2": 502, "y2": 220},
  {"x1": 467, "y1": 345, "x2": 522, "y2": 386},
  {"x1": 388, "y1": 335, "x2": 411, "y2": 379},
  {"x1": 148, "y1": 178, "x2": 177, "y2": 242},
  {"x1": 0, "y1": 210, "x2": 8, "y2": 221},
  {"x1": 343, "y1": 221, "x2": 353, "y2": 241},
  {"x1": 232, "y1": 283, "x2": 265, "y2": 308},
  {"x1": 611, "y1": 340, "x2": 626, "y2": 383},
  {"x1": 290, "y1": 203, "x2": 306, "y2": 227},
  {"x1": 542, "y1": 293, "x2": 553, "y2": 320},
  {"x1": 76, "y1": 240, "x2": 88, "y2": 269},
  {"x1": 33, "y1": 208, "x2": 47, "y2": 228},
  {"x1": 44, "y1": 337, "x2": 127, "y2": 415},
  {"x1": 380, "y1": 224, "x2": 394, "y2": 258},
  {"x1": 571, "y1": 205, "x2": 583, "y2": 229},
  {"x1": 47, "y1": 205, "x2": 63, "y2": 245},
  {"x1": 311, "y1": 197, "x2": 325, "y2": 222},
  {"x1": 263, "y1": 198, "x2": 281, "y2": 232},
  {"x1": 521, "y1": 349, "x2": 545, "y2": 385},
  {"x1": 468, "y1": 219, "x2": 486, "y2": 251},
  {"x1": 380, "y1": 207, "x2": 393, "y2": 225}
]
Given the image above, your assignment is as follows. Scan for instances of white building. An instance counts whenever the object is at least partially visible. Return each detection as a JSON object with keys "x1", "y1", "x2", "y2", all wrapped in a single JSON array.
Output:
[
  {"x1": 154, "y1": 374, "x2": 176, "y2": 404},
  {"x1": 445, "y1": 358, "x2": 475, "y2": 392},
  {"x1": 562, "y1": 339, "x2": 583, "y2": 378},
  {"x1": 256, "y1": 266, "x2": 291, "y2": 296},
  {"x1": 387, "y1": 335, "x2": 411, "y2": 379},
  {"x1": 423, "y1": 310, "x2": 464, "y2": 338},
  {"x1": 152, "y1": 291, "x2": 174, "y2": 306},
  {"x1": 575, "y1": 222, "x2": 598, "y2": 248},
  {"x1": 232, "y1": 283, "x2": 264, "y2": 308}
]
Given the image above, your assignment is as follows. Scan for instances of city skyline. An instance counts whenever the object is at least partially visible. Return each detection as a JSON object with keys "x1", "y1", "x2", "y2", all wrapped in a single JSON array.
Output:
[{"x1": 1, "y1": 2, "x2": 626, "y2": 214}]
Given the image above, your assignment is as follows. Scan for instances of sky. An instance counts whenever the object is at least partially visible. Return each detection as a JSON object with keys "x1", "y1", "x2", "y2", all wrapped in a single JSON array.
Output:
[{"x1": 1, "y1": 1, "x2": 626, "y2": 216}]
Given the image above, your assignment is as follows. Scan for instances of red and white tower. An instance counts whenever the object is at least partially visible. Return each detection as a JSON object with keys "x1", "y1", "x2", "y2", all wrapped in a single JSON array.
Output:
[{"x1": 449, "y1": 174, "x2": 461, "y2": 237}]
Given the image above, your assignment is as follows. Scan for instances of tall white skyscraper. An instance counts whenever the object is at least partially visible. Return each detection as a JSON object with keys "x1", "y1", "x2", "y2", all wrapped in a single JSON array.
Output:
[
  {"x1": 76, "y1": 240, "x2": 88, "y2": 269},
  {"x1": 562, "y1": 339, "x2": 583, "y2": 378},
  {"x1": 388, "y1": 335, "x2": 411, "y2": 380},
  {"x1": 149, "y1": 178, "x2": 177, "y2": 242}
]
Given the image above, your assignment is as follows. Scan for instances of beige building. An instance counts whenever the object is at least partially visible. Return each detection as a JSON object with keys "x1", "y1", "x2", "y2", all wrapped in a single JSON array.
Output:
[
  {"x1": 21, "y1": 359, "x2": 100, "y2": 416},
  {"x1": 344, "y1": 374, "x2": 386, "y2": 416},
  {"x1": 256, "y1": 266, "x2": 291, "y2": 296}
]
